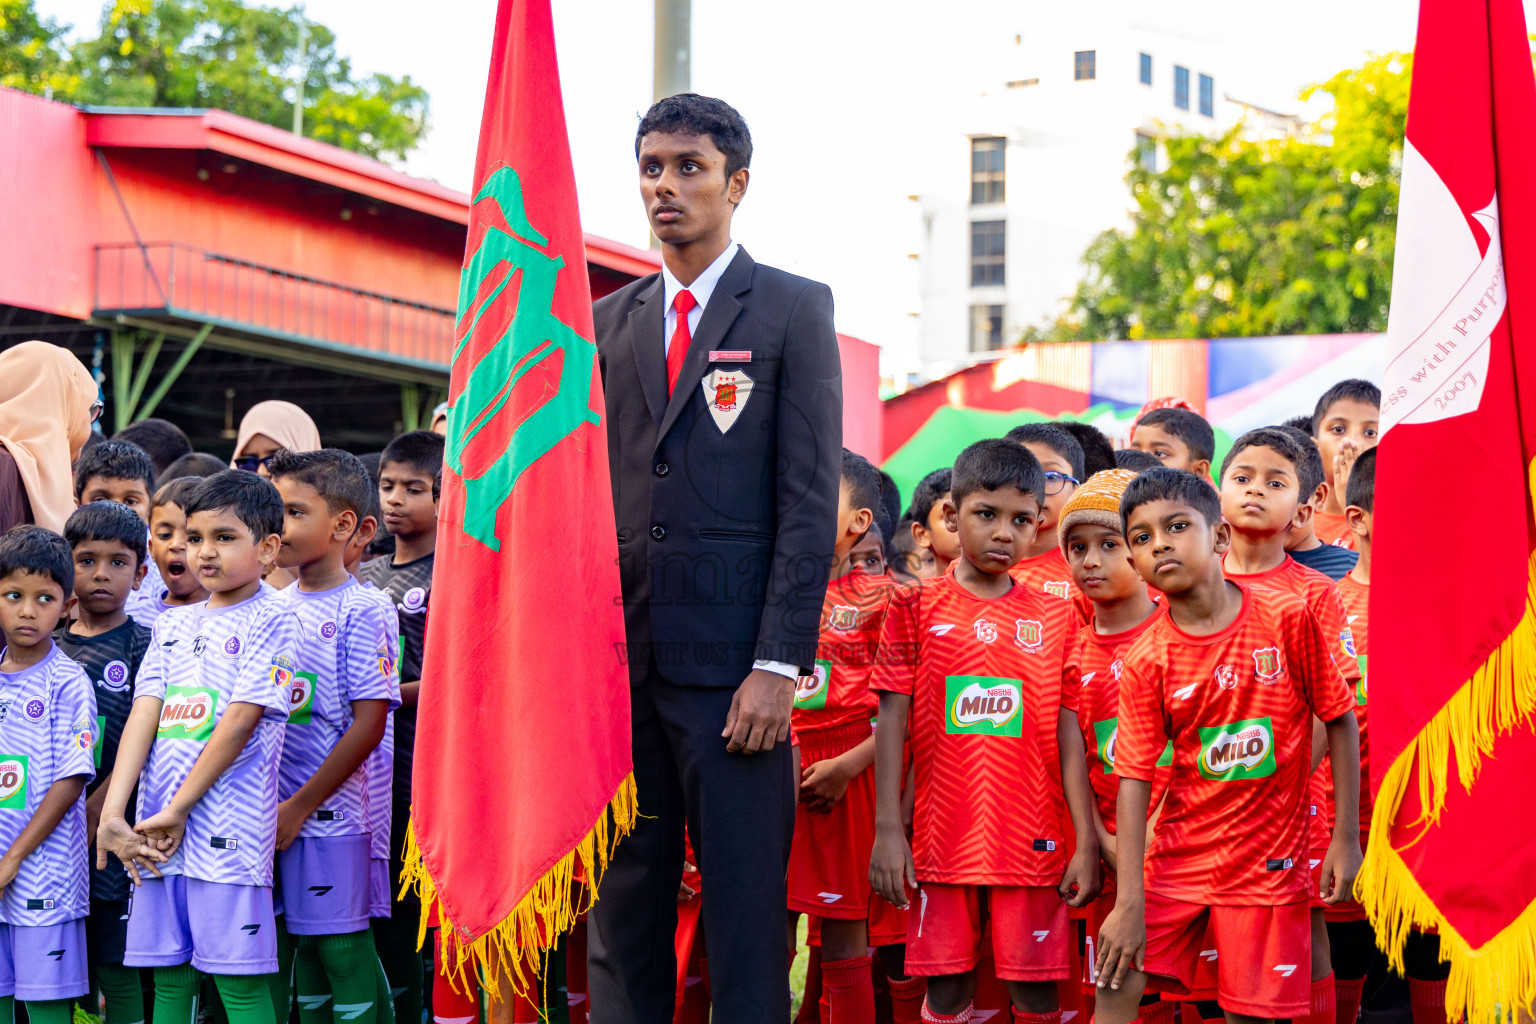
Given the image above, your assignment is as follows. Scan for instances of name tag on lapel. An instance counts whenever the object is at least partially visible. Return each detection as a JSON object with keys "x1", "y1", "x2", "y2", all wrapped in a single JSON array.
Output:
[
  {"x1": 708, "y1": 350, "x2": 752, "y2": 363},
  {"x1": 701, "y1": 368, "x2": 754, "y2": 434}
]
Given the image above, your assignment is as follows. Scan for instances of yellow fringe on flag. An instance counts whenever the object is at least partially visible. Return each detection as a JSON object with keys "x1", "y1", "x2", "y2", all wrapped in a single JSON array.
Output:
[
  {"x1": 1358, "y1": 548, "x2": 1536, "y2": 1024},
  {"x1": 397, "y1": 773, "x2": 638, "y2": 1001}
]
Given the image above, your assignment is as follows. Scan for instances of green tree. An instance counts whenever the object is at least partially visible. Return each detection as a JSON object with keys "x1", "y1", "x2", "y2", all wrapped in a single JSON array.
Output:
[
  {"x1": 3, "y1": 0, "x2": 428, "y2": 162},
  {"x1": 1034, "y1": 52, "x2": 1410, "y2": 341},
  {"x1": 0, "y1": 0, "x2": 74, "y2": 95}
]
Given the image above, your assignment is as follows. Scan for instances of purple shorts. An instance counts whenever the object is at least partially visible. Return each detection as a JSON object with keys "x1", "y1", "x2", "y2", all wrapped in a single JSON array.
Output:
[
  {"x1": 278, "y1": 835, "x2": 371, "y2": 936},
  {"x1": 124, "y1": 874, "x2": 277, "y2": 975},
  {"x1": 0, "y1": 920, "x2": 89, "y2": 1000},
  {"x1": 370, "y1": 859, "x2": 390, "y2": 919}
]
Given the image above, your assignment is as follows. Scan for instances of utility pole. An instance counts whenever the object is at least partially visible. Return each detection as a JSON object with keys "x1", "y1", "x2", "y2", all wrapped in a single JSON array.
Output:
[
  {"x1": 292, "y1": 11, "x2": 309, "y2": 137},
  {"x1": 652, "y1": 0, "x2": 690, "y2": 102}
]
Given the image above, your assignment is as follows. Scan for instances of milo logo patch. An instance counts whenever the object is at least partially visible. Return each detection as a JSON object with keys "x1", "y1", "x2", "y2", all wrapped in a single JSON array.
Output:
[
  {"x1": 1356, "y1": 654, "x2": 1367, "y2": 706},
  {"x1": 795, "y1": 659, "x2": 832, "y2": 711},
  {"x1": 288, "y1": 671, "x2": 317, "y2": 724},
  {"x1": 1198, "y1": 717, "x2": 1277, "y2": 780},
  {"x1": 1093, "y1": 717, "x2": 1119, "y2": 773},
  {"x1": 94, "y1": 715, "x2": 105, "y2": 768},
  {"x1": 946, "y1": 676, "x2": 1024, "y2": 737},
  {"x1": 0, "y1": 756, "x2": 27, "y2": 809},
  {"x1": 158, "y1": 686, "x2": 219, "y2": 741}
]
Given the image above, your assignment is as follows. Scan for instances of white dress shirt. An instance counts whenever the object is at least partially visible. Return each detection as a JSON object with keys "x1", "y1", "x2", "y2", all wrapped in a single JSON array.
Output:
[{"x1": 658, "y1": 242, "x2": 801, "y2": 683}]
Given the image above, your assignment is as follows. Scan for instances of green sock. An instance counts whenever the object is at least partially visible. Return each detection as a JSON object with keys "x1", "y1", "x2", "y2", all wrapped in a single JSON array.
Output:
[
  {"x1": 371, "y1": 949, "x2": 395, "y2": 1024},
  {"x1": 294, "y1": 936, "x2": 331, "y2": 1024},
  {"x1": 153, "y1": 963, "x2": 203, "y2": 1024},
  {"x1": 214, "y1": 973, "x2": 277, "y2": 1024},
  {"x1": 370, "y1": 917, "x2": 421, "y2": 1024},
  {"x1": 95, "y1": 963, "x2": 144, "y2": 1024},
  {"x1": 25, "y1": 999, "x2": 77, "y2": 1024},
  {"x1": 0, "y1": 994, "x2": 12, "y2": 1024},
  {"x1": 314, "y1": 932, "x2": 378, "y2": 1024},
  {"x1": 269, "y1": 917, "x2": 296, "y2": 1024}
]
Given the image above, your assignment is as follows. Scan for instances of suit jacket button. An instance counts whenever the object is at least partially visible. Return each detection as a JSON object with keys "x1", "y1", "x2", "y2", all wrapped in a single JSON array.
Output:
[
  {"x1": 651, "y1": 524, "x2": 666, "y2": 541},
  {"x1": 654, "y1": 463, "x2": 669, "y2": 477}
]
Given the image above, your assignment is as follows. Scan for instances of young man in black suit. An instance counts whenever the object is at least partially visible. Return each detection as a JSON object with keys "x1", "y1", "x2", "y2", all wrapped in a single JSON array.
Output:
[{"x1": 587, "y1": 94, "x2": 843, "y2": 1024}]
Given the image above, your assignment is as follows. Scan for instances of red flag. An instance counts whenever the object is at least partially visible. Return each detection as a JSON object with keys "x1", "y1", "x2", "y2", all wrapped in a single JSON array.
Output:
[
  {"x1": 1359, "y1": 1, "x2": 1536, "y2": 1019},
  {"x1": 400, "y1": 0, "x2": 634, "y2": 993}
]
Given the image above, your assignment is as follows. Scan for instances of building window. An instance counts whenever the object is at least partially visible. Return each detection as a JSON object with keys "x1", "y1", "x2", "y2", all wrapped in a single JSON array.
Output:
[
  {"x1": 1139, "y1": 52, "x2": 1152, "y2": 84},
  {"x1": 1174, "y1": 65, "x2": 1190, "y2": 109},
  {"x1": 970, "y1": 137, "x2": 1005, "y2": 205},
  {"x1": 1074, "y1": 50, "x2": 1096, "y2": 80},
  {"x1": 970, "y1": 221, "x2": 1006, "y2": 287},
  {"x1": 1136, "y1": 133, "x2": 1157, "y2": 173},
  {"x1": 970, "y1": 305, "x2": 1005, "y2": 352},
  {"x1": 1199, "y1": 73, "x2": 1215, "y2": 117}
]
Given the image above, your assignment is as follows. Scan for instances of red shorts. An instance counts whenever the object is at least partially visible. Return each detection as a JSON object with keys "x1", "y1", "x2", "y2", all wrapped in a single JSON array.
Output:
[
  {"x1": 1312, "y1": 849, "x2": 1366, "y2": 922},
  {"x1": 1142, "y1": 892, "x2": 1310, "y2": 1019},
  {"x1": 906, "y1": 883, "x2": 1069, "y2": 981},
  {"x1": 788, "y1": 724, "x2": 878, "y2": 919}
]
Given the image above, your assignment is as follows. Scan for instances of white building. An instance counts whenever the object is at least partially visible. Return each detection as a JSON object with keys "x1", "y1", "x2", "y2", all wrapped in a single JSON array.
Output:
[{"x1": 912, "y1": 10, "x2": 1260, "y2": 379}]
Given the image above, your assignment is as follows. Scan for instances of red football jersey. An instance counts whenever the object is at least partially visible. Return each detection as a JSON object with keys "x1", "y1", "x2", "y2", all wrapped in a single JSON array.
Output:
[
  {"x1": 793, "y1": 570, "x2": 894, "y2": 737},
  {"x1": 1223, "y1": 556, "x2": 1361, "y2": 847},
  {"x1": 1335, "y1": 572, "x2": 1370, "y2": 836},
  {"x1": 1010, "y1": 547, "x2": 1092, "y2": 623},
  {"x1": 1077, "y1": 606, "x2": 1170, "y2": 834},
  {"x1": 870, "y1": 568, "x2": 1082, "y2": 886},
  {"x1": 1312, "y1": 511, "x2": 1357, "y2": 550},
  {"x1": 1115, "y1": 584, "x2": 1355, "y2": 904}
]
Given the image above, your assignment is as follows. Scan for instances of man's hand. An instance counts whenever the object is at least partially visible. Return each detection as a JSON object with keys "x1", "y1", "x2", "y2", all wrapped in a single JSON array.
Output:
[
  {"x1": 97, "y1": 815, "x2": 164, "y2": 885},
  {"x1": 869, "y1": 823, "x2": 916, "y2": 909},
  {"x1": 721, "y1": 669, "x2": 793, "y2": 754},
  {"x1": 1095, "y1": 900, "x2": 1146, "y2": 991},
  {"x1": 800, "y1": 755, "x2": 854, "y2": 812},
  {"x1": 678, "y1": 860, "x2": 697, "y2": 903},
  {"x1": 1334, "y1": 441, "x2": 1361, "y2": 506},
  {"x1": 275, "y1": 798, "x2": 308, "y2": 852},
  {"x1": 1059, "y1": 848, "x2": 1101, "y2": 908},
  {"x1": 135, "y1": 808, "x2": 187, "y2": 859},
  {"x1": 1320, "y1": 834, "x2": 1362, "y2": 905}
]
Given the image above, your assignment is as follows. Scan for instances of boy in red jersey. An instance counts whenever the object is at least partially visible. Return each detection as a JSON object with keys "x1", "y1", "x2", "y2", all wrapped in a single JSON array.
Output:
[
  {"x1": 1309, "y1": 381, "x2": 1380, "y2": 550},
  {"x1": 1129, "y1": 409, "x2": 1214, "y2": 482},
  {"x1": 909, "y1": 469, "x2": 962, "y2": 576},
  {"x1": 1002, "y1": 425, "x2": 1082, "y2": 601},
  {"x1": 1216, "y1": 428, "x2": 1364, "y2": 1024},
  {"x1": 870, "y1": 440, "x2": 1099, "y2": 1024},
  {"x1": 1095, "y1": 468, "x2": 1360, "y2": 1024},
  {"x1": 788, "y1": 451, "x2": 915, "y2": 1024},
  {"x1": 1058, "y1": 471, "x2": 1170, "y2": 1024}
]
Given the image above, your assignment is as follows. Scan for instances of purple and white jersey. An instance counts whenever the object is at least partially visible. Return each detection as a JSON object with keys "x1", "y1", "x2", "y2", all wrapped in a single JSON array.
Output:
[
  {"x1": 124, "y1": 534, "x2": 166, "y2": 626},
  {"x1": 0, "y1": 643, "x2": 96, "y2": 926},
  {"x1": 134, "y1": 585, "x2": 297, "y2": 886},
  {"x1": 276, "y1": 578, "x2": 399, "y2": 840}
]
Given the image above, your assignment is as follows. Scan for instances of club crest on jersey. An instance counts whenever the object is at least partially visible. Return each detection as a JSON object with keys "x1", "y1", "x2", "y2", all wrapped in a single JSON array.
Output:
[
  {"x1": 401, "y1": 588, "x2": 427, "y2": 614},
  {"x1": 946, "y1": 676, "x2": 1024, "y2": 736},
  {"x1": 192, "y1": 635, "x2": 209, "y2": 658},
  {"x1": 700, "y1": 368, "x2": 755, "y2": 435},
  {"x1": 221, "y1": 633, "x2": 244, "y2": 660},
  {"x1": 1252, "y1": 647, "x2": 1283, "y2": 682},
  {"x1": 0, "y1": 756, "x2": 27, "y2": 808},
  {"x1": 974, "y1": 620, "x2": 998, "y2": 643},
  {"x1": 1214, "y1": 664, "x2": 1238, "y2": 690},
  {"x1": 20, "y1": 696, "x2": 46, "y2": 724},
  {"x1": 1043, "y1": 581, "x2": 1072, "y2": 601},
  {"x1": 317, "y1": 621, "x2": 340, "y2": 643},
  {"x1": 1198, "y1": 717, "x2": 1277, "y2": 780},
  {"x1": 1110, "y1": 658, "x2": 1125, "y2": 682},
  {"x1": 101, "y1": 660, "x2": 131, "y2": 692},
  {"x1": 1340, "y1": 630, "x2": 1356, "y2": 658},
  {"x1": 828, "y1": 605, "x2": 859, "y2": 632},
  {"x1": 1014, "y1": 619, "x2": 1043, "y2": 653}
]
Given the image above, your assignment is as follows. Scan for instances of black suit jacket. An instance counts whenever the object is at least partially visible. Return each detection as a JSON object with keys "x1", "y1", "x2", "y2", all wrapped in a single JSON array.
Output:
[{"x1": 595, "y1": 247, "x2": 842, "y2": 687}]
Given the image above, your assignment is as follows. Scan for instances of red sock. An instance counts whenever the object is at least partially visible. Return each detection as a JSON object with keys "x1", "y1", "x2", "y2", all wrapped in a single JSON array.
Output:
[
  {"x1": 431, "y1": 962, "x2": 483, "y2": 1024},
  {"x1": 821, "y1": 956, "x2": 877, "y2": 1024},
  {"x1": 797, "y1": 945, "x2": 824, "y2": 1024},
  {"x1": 1408, "y1": 978, "x2": 1449, "y2": 1024},
  {"x1": 1138, "y1": 1000, "x2": 1176, "y2": 1024},
  {"x1": 920, "y1": 1001, "x2": 972, "y2": 1023},
  {"x1": 888, "y1": 976, "x2": 927, "y2": 1024},
  {"x1": 1012, "y1": 1010, "x2": 1061, "y2": 1024},
  {"x1": 567, "y1": 920, "x2": 589, "y2": 1022},
  {"x1": 676, "y1": 956, "x2": 710, "y2": 1024},
  {"x1": 1334, "y1": 975, "x2": 1365, "y2": 1024},
  {"x1": 1295, "y1": 973, "x2": 1336, "y2": 1024}
]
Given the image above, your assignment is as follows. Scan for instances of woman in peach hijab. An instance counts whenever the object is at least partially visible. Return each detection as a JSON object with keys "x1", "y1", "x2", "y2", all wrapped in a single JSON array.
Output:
[
  {"x1": 231, "y1": 400, "x2": 322, "y2": 477},
  {"x1": 0, "y1": 341, "x2": 100, "y2": 533}
]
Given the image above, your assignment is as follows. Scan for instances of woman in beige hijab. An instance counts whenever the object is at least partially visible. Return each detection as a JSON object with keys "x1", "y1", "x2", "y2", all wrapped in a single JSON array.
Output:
[
  {"x1": 0, "y1": 341, "x2": 100, "y2": 533},
  {"x1": 232, "y1": 400, "x2": 322, "y2": 477}
]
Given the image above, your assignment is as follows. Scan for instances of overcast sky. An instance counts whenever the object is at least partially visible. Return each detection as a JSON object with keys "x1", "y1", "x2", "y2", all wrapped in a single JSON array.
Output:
[{"x1": 37, "y1": 0, "x2": 1536, "y2": 365}]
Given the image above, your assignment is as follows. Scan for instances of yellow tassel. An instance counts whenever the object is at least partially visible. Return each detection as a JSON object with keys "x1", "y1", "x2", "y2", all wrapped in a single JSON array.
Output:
[
  {"x1": 1359, "y1": 548, "x2": 1536, "y2": 1024},
  {"x1": 398, "y1": 773, "x2": 638, "y2": 1002}
]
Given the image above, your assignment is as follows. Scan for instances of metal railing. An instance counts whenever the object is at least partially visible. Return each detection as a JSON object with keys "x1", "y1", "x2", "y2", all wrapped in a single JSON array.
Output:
[{"x1": 94, "y1": 242, "x2": 455, "y2": 367}]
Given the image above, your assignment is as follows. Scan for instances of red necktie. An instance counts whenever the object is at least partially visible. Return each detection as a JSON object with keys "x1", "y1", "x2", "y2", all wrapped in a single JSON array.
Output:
[{"x1": 667, "y1": 289, "x2": 697, "y2": 397}]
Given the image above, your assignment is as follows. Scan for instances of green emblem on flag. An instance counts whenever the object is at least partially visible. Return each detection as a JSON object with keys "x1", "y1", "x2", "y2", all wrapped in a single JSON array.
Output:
[{"x1": 446, "y1": 165, "x2": 600, "y2": 551}]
